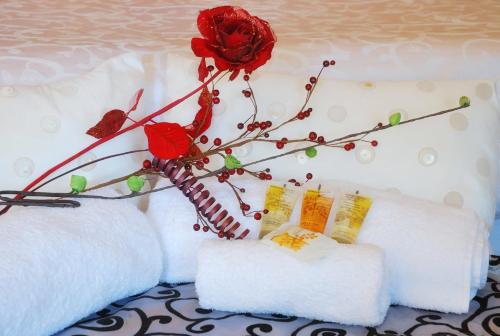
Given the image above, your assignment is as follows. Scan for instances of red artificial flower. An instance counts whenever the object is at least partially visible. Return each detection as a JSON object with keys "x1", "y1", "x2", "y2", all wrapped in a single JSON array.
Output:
[
  {"x1": 191, "y1": 6, "x2": 276, "y2": 81},
  {"x1": 144, "y1": 122, "x2": 191, "y2": 159}
]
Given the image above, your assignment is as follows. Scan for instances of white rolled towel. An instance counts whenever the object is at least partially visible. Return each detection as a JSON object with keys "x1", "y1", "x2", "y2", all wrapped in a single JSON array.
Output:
[
  {"x1": 289, "y1": 180, "x2": 489, "y2": 313},
  {"x1": 0, "y1": 190, "x2": 163, "y2": 336},
  {"x1": 196, "y1": 239, "x2": 390, "y2": 326},
  {"x1": 357, "y1": 191, "x2": 487, "y2": 313}
]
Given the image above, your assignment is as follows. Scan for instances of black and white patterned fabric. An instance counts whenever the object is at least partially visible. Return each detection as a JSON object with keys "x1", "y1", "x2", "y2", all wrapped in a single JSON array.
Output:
[{"x1": 58, "y1": 256, "x2": 500, "y2": 336}]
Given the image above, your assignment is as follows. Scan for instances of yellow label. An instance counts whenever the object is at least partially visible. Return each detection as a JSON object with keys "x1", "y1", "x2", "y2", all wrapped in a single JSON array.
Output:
[
  {"x1": 260, "y1": 185, "x2": 299, "y2": 238},
  {"x1": 270, "y1": 231, "x2": 319, "y2": 252},
  {"x1": 299, "y1": 189, "x2": 334, "y2": 234},
  {"x1": 330, "y1": 193, "x2": 372, "y2": 244}
]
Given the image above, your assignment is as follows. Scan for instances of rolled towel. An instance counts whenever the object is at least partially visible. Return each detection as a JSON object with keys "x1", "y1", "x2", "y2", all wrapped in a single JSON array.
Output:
[
  {"x1": 0, "y1": 190, "x2": 162, "y2": 336},
  {"x1": 147, "y1": 177, "x2": 265, "y2": 283},
  {"x1": 196, "y1": 239, "x2": 390, "y2": 326},
  {"x1": 289, "y1": 180, "x2": 489, "y2": 313},
  {"x1": 357, "y1": 191, "x2": 485, "y2": 313}
]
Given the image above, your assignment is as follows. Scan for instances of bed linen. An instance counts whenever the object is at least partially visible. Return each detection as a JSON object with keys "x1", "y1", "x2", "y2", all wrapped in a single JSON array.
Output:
[
  {"x1": 1, "y1": 0, "x2": 500, "y2": 86},
  {"x1": 56, "y1": 256, "x2": 500, "y2": 336}
]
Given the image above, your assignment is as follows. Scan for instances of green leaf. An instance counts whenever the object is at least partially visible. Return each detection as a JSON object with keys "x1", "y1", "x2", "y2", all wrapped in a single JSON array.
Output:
[
  {"x1": 389, "y1": 112, "x2": 401, "y2": 126},
  {"x1": 225, "y1": 154, "x2": 242, "y2": 169},
  {"x1": 70, "y1": 175, "x2": 87, "y2": 193},
  {"x1": 127, "y1": 176, "x2": 145, "y2": 193},
  {"x1": 459, "y1": 96, "x2": 470, "y2": 107},
  {"x1": 305, "y1": 147, "x2": 317, "y2": 158}
]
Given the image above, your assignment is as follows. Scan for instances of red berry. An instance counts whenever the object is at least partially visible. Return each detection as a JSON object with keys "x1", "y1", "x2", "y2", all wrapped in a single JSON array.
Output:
[
  {"x1": 213, "y1": 97, "x2": 220, "y2": 104},
  {"x1": 281, "y1": 137, "x2": 288, "y2": 143},
  {"x1": 259, "y1": 172, "x2": 266, "y2": 179},
  {"x1": 260, "y1": 122, "x2": 267, "y2": 129},
  {"x1": 344, "y1": 144, "x2": 351, "y2": 151},
  {"x1": 297, "y1": 112, "x2": 305, "y2": 120},
  {"x1": 317, "y1": 136, "x2": 325, "y2": 143},
  {"x1": 263, "y1": 209, "x2": 269, "y2": 214},
  {"x1": 207, "y1": 65, "x2": 215, "y2": 71},
  {"x1": 247, "y1": 124, "x2": 255, "y2": 132},
  {"x1": 371, "y1": 140, "x2": 378, "y2": 147},
  {"x1": 195, "y1": 161, "x2": 204, "y2": 169},
  {"x1": 200, "y1": 135, "x2": 208, "y2": 144},
  {"x1": 243, "y1": 74, "x2": 250, "y2": 81},
  {"x1": 266, "y1": 121, "x2": 272, "y2": 127},
  {"x1": 214, "y1": 138, "x2": 222, "y2": 146},
  {"x1": 306, "y1": 173, "x2": 313, "y2": 180},
  {"x1": 264, "y1": 132, "x2": 270, "y2": 138},
  {"x1": 237, "y1": 123, "x2": 244, "y2": 129},
  {"x1": 295, "y1": 182, "x2": 301, "y2": 186},
  {"x1": 225, "y1": 148, "x2": 232, "y2": 155},
  {"x1": 323, "y1": 60, "x2": 330, "y2": 67},
  {"x1": 236, "y1": 168, "x2": 244, "y2": 175},
  {"x1": 218, "y1": 231, "x2": 225, "y2": 238},
  {"x1": 184, "y1": 163, "x2": 192, "y2": 170},
  {"x1": 222, "y1": 171, "x2": 230, "y2": 179},
  {"x1": 309, "y1": 132, "x2": 317, "y2": 140},
  {"x1": 266, "y1": 174, "x2": 272, "y2": 180},
  {"x1": 309, "y1": 76, "x2": 317, "y2": 84},
  {"x1": 330, "y1": 60, "x2": 336, "y2": 66},
  {"x1": 218, "y1": 175, "x2": 225, "y2": 183},
  {"x1": 202, "y1": 157, "x2": 210, "y2": 164},
  {"x1": 229, "y1": 169, "x2": 236, "y2": 175},
  {"x1": 304, "y1": 111, "x2": 310, "y2": 117},
  {"x1": 276, "y1": 141, "x2": 285, "y2": 149},
  {"x1": 243, "y1": 90, "x2": 252, "y2": 98},
  {"x1": 142, "y1": 160, "x2": 152, "y2": 169},
  {"x1": 254, "y1": 213, "x2": 262, "y2": 220},
  {"x1": 212, "y1": 89, "x2": 220, "y2": 96},
  {"x1": 349, "y1": 142, "x2": 356, "y2": 149},
  {"x1": 288, "y1": 178, "x2": 296, "y2": 183},
  {"x1": 202, "y1": 226, "x2": 209, "y2": 232},
  {"x1": 193, "y1": 224, "x2": 200, "y2": 231},
  {"x1": 305, "y1": 83, "x2": 312, "y2": 91}
]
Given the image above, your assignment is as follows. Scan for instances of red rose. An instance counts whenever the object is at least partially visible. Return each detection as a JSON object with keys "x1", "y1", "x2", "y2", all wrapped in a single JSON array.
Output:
[
  {"x1": 144, "y1": 122, "x2": 191, "y2": 160},
  {"x1": 191, "y1": 6, "x2": 276, "y2": 81}
]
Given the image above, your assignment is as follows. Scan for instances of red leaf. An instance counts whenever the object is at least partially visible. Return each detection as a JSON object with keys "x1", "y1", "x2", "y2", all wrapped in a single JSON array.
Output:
[
  {"x1": 128, "y1": 88, "x2": 144, "y2": 114},
  {"x1": 86, "y1": 109, "x2": 127, "y2": 139},
  {"x1": 198, "y1": 57, "x2": 209, "y2": 82},
  {"x1": 184, "y1": 87, "x2": 213, "y2": 138},
  {"x1": 144, "y1": 122, "x2": 191, "y2": 159}
]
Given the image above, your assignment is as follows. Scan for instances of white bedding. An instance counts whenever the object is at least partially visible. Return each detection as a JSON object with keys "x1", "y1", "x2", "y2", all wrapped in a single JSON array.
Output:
[{"x1": 1, "y1": 0, "x2": 499, "y2": 86}]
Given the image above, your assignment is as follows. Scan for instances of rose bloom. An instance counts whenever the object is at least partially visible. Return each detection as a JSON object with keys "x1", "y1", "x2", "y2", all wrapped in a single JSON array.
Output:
[{"x1": 191, "y1": 6, "x2": 276, "y2": 80}]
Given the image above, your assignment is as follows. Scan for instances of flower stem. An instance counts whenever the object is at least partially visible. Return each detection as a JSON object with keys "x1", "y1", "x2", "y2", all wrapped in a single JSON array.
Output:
[{"x1": 0, "y1": 70, "x2": 223, "y2": 216}]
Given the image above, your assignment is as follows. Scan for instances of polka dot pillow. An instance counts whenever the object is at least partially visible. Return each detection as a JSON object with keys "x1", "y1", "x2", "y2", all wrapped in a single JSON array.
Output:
[
  {"x1": 164, "y1": 53, "x2": 500, "y2": 227},
  {"x1": 0, "y1": 53, "x2": 149, "y2": 200}
]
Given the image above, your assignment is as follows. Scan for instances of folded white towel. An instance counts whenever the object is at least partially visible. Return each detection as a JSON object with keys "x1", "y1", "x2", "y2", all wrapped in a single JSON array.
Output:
[
  {"x1": 0, "y1": 190, "x2": 162, "y2": 336},
  {"x1": 196, "y1": 239, "x2": 390, "y2": 326},
  {"x1": 289, "y1": 180, "x2": 489, "y2": 313},
  {"x1": 357, "y1": 191, "x2": 485, "y2": 313},
  {"x1": 147, "y1": 177, "x2": 265, "y2": 283}
]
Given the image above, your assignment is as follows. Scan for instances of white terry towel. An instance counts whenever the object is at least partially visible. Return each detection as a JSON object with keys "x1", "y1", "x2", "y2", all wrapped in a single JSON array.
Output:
[
  {"x1": 196, "y1": 239, "x2": 390, "y2": 326},
  {"x1": 0, "y1": 190, "x2": 163, "y2": 336},
  {"x1": 356, "y1": 191, "x2": 486, "y2": 313}
]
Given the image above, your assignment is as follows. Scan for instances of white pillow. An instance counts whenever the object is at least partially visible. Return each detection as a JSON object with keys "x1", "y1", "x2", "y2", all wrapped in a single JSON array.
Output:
[
  {"x1": 0, "y1": 189, "x2": 162, "y2": 336},
  {"x1": 0, "y1": 53, "x2": 149, "y2": 198},
  {"x1": 164, "y1": 53, "x2": 500, "y2": 248},
  {"x1": 147, "y1": 177, "x2": 265, "y2": 283}
]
